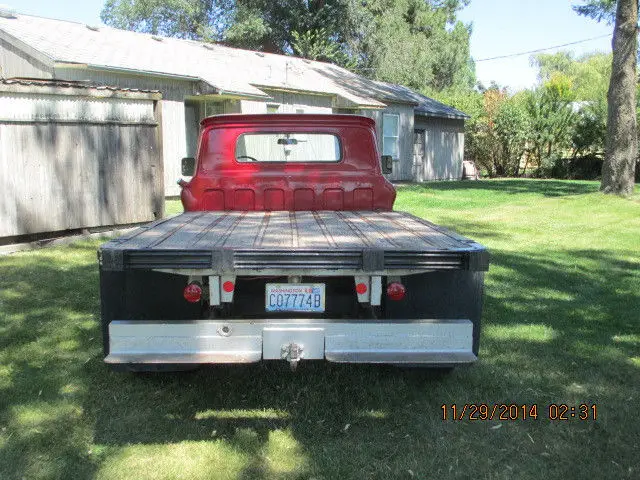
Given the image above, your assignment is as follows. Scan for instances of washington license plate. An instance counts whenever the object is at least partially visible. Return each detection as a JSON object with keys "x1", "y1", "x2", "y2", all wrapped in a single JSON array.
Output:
[{"x1": 265, "y1": 284, "x2": 325, "y2": 313}]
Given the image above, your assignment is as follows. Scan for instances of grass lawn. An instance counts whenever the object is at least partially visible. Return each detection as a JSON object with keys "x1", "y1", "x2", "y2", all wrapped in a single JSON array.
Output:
[{"x1": 1, "y1": 179, "x2": 639, "y2": 480}]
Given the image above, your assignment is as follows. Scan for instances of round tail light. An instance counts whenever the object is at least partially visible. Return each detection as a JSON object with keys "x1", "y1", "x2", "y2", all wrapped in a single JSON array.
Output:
[
  {"x1": 386, "y1": 282, "x2": 406, "y2": 301},
  {"x1": 355, "y1": 282, "x2": 368, "y2": 294},
  {"x1": 183, "y1": 282, "x2": 202, "y2": 303}
]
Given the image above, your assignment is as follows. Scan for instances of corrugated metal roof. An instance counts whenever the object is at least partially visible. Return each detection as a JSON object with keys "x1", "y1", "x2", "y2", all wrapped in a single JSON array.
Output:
[
  {"x1": 0, "y1": 13, "x2": 465, "y2": 118},
  {"x1": 372, "y1": 81, "x2": 469, "y2": 119},
  {"x1": 0, "y1": 78, "x2": 159, "y2": 93}
]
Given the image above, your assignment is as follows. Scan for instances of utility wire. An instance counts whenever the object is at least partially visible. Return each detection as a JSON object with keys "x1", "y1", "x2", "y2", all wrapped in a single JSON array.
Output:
[{"x1": 475, "y1": 34, "x2": 612, "y2": 62}]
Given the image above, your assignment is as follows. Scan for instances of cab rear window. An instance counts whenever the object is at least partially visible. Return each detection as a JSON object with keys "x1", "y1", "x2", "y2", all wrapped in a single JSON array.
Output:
[{"x1": 235, "y1": 133, "x2": 341, "y2": 163}]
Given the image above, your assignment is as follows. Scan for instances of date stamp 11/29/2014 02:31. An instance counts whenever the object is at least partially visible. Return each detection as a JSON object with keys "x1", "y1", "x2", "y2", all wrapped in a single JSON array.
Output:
[{"x1": 441, "y1": 404, "x2": 598, "y2": 421}]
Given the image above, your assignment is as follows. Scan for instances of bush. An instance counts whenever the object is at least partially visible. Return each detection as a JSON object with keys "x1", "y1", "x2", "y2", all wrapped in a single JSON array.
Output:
[{"x1": 550, "y1": 155, "x2": 603, "y2": 180}]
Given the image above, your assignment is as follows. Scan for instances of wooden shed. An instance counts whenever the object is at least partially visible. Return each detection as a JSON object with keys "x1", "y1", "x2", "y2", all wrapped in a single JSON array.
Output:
[{"x1": 0, "y1": 79, "x2": 163, "y2": 243}]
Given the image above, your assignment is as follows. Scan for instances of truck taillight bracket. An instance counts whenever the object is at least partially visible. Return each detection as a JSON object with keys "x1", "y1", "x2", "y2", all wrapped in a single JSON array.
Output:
[
  {"x1": 354, "y1": 275, "x2": 382, "y2": 306},
  {"x1": 209, "y1": 275, "x2": 236, "y2": 305}
]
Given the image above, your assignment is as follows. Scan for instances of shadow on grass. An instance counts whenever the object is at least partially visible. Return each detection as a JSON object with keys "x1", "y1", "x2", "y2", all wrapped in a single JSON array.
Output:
[
  {"x1": 0, "y1": 243, "x2": 102, "y2": 480},
  {"x1": 1, "y1": 241, "x2": 639, "y2": 479},
  {"x1": 434, "y1": 217, "x2": 514, "y2": 242},
  {"x1": 482, "y1": 248, "x2": 640, "y2": 378},
  {"x1": 401, "y1": 179, "x2": 600, "y2": 197}
]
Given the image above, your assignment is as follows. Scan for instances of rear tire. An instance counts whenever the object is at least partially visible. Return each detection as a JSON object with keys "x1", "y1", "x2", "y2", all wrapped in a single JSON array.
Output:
[
  {"x1": 395, "y1": 365, "x2": 455, "y2": 374},
  {"x1": 109, "y1": 363, "x2": 201, "y2": 373}
]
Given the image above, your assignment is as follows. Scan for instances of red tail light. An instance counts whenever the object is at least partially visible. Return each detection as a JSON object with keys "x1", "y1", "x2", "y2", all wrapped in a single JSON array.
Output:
[
  {"x1": 386, "y1": 282, "x2": 406, "y2": 301},
  {"x1": 222, "y1": 281, "x2": 235, "y2": 293},
  {"x1": 355, "y1": 282, "x2": 368, "y2": 294},
  {"x1": 183, "y1": 282, "x2": 202, "y2": 303}
]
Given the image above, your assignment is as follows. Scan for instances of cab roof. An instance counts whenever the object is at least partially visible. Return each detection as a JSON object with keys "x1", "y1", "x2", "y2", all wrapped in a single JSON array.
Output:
[{"x1": 200, "y1": 114, "x2": 377, "y2": 129}]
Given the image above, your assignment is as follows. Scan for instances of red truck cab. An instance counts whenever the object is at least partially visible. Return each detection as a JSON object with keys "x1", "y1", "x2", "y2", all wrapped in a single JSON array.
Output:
[{"x1": 180, "y1": 114, "x2": 396, "y2": 212}]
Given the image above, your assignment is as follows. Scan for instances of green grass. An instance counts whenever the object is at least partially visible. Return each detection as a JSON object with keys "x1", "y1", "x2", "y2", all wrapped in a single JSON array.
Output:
[{"x1": 1, "y1": 179, "x2": 639, "y2": 480}]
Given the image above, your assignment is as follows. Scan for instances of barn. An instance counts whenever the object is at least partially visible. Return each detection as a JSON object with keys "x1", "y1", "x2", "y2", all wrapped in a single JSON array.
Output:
[{"x1": 0, "y1": 11, "x2": 467, "y2": 198}]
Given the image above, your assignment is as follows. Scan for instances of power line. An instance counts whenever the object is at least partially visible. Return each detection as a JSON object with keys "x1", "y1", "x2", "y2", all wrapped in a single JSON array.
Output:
[{"x1": 475, "y1": 34, "x2": 612, "y2": 62}]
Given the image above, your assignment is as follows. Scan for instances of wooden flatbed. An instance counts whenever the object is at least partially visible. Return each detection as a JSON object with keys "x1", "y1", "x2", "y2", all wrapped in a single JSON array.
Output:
[{"x1": 99, "y1": 211, "x2": 489, "y2": 275}]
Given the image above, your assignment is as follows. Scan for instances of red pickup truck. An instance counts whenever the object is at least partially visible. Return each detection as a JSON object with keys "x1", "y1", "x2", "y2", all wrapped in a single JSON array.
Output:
[{"x1": 99, "y1": 114, "x2": 488, "y2": 371}]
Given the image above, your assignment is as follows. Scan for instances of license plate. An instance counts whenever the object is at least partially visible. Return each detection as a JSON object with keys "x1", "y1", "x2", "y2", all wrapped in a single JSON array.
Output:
[{"x1": 265, "y1": 284, "x2": 325, "y2": 313}]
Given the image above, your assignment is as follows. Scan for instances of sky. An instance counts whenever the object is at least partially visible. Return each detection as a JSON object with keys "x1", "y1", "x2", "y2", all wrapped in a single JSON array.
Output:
[
  {"x1": 2, "y1": 0, "x2": 614, "y2": 91},
  {"x1": 459, "y1": 0, "x2": 613, "y2": 90}
]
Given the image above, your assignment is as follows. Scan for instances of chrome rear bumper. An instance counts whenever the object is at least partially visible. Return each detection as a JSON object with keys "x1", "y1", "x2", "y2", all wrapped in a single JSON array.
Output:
[{"x1": 104, "y1": 319, "x2": 476, "y2": 366}]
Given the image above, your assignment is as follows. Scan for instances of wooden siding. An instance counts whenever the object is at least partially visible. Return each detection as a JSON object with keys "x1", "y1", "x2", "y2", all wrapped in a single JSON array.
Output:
[
  {"x1": 0, "y1": 35, "x2": 53, "y2": 79},
  {"x1": 0, "y1": 85, "x2": 163, "y2": 240},
  {"x1": 414, "y1": 116, "x2": 465, "y2": 181},
  {"x1": 240, "y1": 100, "x2": 268, "y2": 114},
  {"x1": 360, "y1": 104, "x2": 415, "y2": 181},
  {"x1": 56, "y1": 68, "x2": 196, "y2": 197},
  {"x1": 54, "y1": 68, "x2": 193, "y2": 100},
  {"x1": 259, "y1": 89, "x2": 333, "y2": 113},
  {"x1": 0, "y1": 93, "x2": 155, "y2": 123}
]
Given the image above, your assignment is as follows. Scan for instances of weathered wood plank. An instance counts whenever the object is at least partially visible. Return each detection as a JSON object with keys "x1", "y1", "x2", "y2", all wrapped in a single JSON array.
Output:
[{"x1": 105, "y1": 210, "x2": 476, "y2": 254}]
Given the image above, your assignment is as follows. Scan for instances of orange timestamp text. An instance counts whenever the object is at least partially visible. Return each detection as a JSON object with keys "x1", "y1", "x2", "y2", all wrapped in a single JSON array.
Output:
[{"x1": 441, "y1": 404, "x2": 597, "y2": 421}]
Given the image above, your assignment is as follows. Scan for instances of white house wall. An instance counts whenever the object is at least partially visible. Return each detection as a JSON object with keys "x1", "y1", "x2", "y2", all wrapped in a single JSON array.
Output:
[
  {"x1": 240, "y1": 100, "x2": 267, "y2": 113},
  {"x1": 414, "y1": 116, "x2": 464, "y2": 181},
  {"x1": 259, "y1": 89, "x2": 333, "y2": 113},
  {"x1": 360, "y1": 103, "x2": 415, "y2": 182},
  {"x1": 54, "y1": 68, "x2": 193, "y2": 99},
  {"x1": 160, "y1": 99, "x2": 188, "y2": 195},
  {"x1": 0, "y1": 35, "x2": 53, "y2": 79}
]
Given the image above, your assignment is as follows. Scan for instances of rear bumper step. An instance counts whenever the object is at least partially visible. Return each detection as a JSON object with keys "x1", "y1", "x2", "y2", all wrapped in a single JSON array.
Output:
[{"x1": 105, "y1": 319, "x2": 476, "y2": 365}]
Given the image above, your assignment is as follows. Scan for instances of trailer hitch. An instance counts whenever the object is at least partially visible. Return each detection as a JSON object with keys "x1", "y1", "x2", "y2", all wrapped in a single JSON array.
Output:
[{"x1": 281, "y1": 343, "x2": 304, "y2": 371}]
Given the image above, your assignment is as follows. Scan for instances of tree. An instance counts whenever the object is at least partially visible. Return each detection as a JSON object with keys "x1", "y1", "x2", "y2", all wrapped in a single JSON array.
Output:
[
  {"x1": 102, "y1": 1, "x2": 353, "y2": 54},
  {"x1": 532, "y1": 51, "x2": 611, "y2": 101},
  {"x1": 575, "y1": 0, "x2": 638, "y2": 195},
  {"x1": 525, "y1": 74, "x2": 577, "y2": 176},
  {"x1": 350, "y1": 0, "x2": 474, "y2": 91},
  {"x1": 571, "y1": 100, "x2": 607, "y2": 159},
  {"x1": 101, "y1": 0, "x2": 233, "y2": 41},
  {"x1": 223, "y1": 1, "x2": 350, "y2": 54},
  {"x1": 435, "y1": 86, "x2": 531, "y2": 178},
  {"x1": 290, "y1": 28, "x2": 355, "y2": 67},
  {"x1": 532, "y1": 51, "x2": 575, "y2": 84},
  {"x1": 532, "y1": 51, "x2": 611, "y2": 163},
  {"x1": 494, "y1": 95, "x2": 531, "y2": 177}
]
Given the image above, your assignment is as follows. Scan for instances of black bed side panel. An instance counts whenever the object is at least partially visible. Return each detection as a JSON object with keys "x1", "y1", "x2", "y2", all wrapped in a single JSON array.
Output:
[
  {"x1": 385, "y1": 271, "x2": 485, "y2": 355},
  {"x1": 99, "y1": 269, "x2": 201, "y2": 356}
]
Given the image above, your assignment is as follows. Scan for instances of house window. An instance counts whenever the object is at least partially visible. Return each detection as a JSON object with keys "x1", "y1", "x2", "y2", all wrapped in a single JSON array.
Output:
[
  {"x1": 184, "y1": 101, "x2": 199, "y2": 157},
  {"x1": 383, "y1": 113, "x2": 400, "y2": 159},
  {"x1": 267, "y1": 104, "x2": 280, "y2": 114}
]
